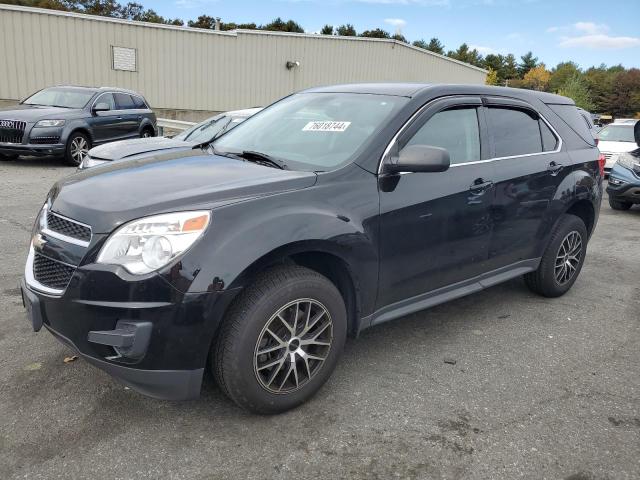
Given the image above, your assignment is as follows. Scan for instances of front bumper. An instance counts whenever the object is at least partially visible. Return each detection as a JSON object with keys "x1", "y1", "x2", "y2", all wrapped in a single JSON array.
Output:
[
  {"x1": 20, "y1": 271, "x2": 240, "y2": 400},
  {"x1": 606, "y1": 165, "x2": 640, "y2": 203},
  {"x1": 0, "y1": 142, "x2": 65, "y2": 156}
]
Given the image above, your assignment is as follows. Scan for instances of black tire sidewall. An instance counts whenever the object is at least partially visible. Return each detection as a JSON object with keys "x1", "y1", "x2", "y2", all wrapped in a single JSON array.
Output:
[
  {"x1": 218, "y1": 271, "x2": 347, "y2": 414},
  {"x1": 538, "y1": 214, "x2": 588, "y2": 297},
  {"x1": 65, "y1": 132, "x2": 90, "y2": 166},
  {"x1": 608, "y1": 197, "x2": 632, "y2": 210}
]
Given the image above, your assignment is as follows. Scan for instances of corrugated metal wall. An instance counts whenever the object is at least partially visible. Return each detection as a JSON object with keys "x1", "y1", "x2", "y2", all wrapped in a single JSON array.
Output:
[{"x1": 0, "y1": 5, "x2": 487, "y2": 112}]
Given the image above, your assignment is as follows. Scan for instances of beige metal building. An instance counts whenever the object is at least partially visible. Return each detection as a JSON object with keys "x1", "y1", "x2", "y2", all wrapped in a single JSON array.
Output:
[{"x1": 0, "y1": 4, "x2": 486, "y2": 118}]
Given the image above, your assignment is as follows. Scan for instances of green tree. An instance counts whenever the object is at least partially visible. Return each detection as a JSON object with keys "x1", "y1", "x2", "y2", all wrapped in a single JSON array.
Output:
[
  {"x1": 261, "y1": 17, "x2": 304, "y2": 33},
  {"x1": 220, "y1": 22, "x2": 257, "y2": 30},
  {"x1": 360, "y1": 28, "x2": 390, "y2": 39},
  {"x1": 485, "y1": 68, "x2": 499, "y2": 86},
  {"x1": 320, "y1": 24, "x2": 333, "y2": 35},
  {"x1": 606, "y1": 68, "x2": 640, "y2": 117},
  {"x1": 413, "y1": 37, "x2": 444, "y2": 54},
  {"x1": 187, "y1": 14, "x2": 216, "y2": 29},
  {"x1": 557, "y1": 74, "x2": 595, "y2": 111},
  {"x1": 484, "y1": 54, "x2": 506, "y2": 84},
  {"x1": 503, "y1": 54, "x2": 519, "y2": 82},
  {"x1": 392, "y1": 33, "x2": 407, "y2": 43},
  {"x1": 518, "y1": 51, "x2": 538, "y2": 78},
  {"x1": 549, "y1": 62, "x2": 581, "y2": 93},
  {"x1": 447, "y1": 43, "x2": 484, "y2": 68},
  {"x1": 336, "y1": 24, "x2": 356, "y2": 36}
]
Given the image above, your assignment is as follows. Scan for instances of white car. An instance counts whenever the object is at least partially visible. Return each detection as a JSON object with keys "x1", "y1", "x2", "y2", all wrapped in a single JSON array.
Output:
[
  {"x1": 597, "y1": 120, "x2": 639, "y2": 174},
  {"x1": 79, "y1": 107, "x2": 261, "y2": 169}
]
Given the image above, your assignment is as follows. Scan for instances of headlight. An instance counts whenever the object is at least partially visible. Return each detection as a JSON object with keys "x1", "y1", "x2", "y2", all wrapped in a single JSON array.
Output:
[
  {"x1": 97, "y1": 211, "x2": 210, "y2": 274},
  {"x1": 616, "y1": 153, "x2": 640, "y2": 173},
  {"x1": 35, "y1": 119, "x2": 65, "y2": 127}
]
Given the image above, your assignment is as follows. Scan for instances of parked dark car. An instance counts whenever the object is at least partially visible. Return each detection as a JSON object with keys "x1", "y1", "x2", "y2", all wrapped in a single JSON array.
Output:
[
  {"x1": 0, "y1": 85, "x2": 156, "y2": 166},
  {"x1": 606, "y1": 122, "x2": 640, "y2": 210},
  {"x1": 21, "y1": 84, "x2": 602, "y2": 413},
  {"x1": 79, "y1": 108, "x2": 260, "y2": 170}
]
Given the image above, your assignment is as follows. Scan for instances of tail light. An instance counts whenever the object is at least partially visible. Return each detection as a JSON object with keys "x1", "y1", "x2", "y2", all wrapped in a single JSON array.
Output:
[{"x1": 597, "y1": 153, "x2": 605, "y2": 177}]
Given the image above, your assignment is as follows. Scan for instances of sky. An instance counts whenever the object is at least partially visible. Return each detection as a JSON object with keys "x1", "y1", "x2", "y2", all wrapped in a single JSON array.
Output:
[{"x1": 146, "y1": 0, "x2": 640, "y2": 69}]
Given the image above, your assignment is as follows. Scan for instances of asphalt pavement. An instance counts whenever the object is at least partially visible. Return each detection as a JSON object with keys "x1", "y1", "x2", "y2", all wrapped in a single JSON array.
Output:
[{"x1": 0, "y1": 157, "x2": 638, "y2": 479}]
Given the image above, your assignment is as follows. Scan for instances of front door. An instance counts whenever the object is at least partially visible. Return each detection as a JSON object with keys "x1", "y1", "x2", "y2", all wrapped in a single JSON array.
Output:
[
  {"x1": 90, "y1": 93, "x2": 120, "y2": 143},
  {"x1": 113, "y1": 93, "x2": 140, "y2": 139},
  {"x1": 377, "y1": 97, "x2": 496, "y2": 309}
]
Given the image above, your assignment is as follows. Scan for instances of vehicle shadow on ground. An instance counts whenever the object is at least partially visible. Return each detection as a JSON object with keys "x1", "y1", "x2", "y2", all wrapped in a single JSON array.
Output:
[{"x1": 2, "y1": 156, "x2": 71, "y2": 169}]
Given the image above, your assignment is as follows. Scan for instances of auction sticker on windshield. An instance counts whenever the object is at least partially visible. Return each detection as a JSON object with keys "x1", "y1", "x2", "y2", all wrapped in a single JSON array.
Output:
[{"x1": 302, "y1": 121, "x2": 351, "y2": 132}]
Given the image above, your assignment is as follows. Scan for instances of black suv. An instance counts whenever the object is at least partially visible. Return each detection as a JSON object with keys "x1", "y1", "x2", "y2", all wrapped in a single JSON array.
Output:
[
  {"x1": 0, "y1": 86, "x2": 156, "y2": 166},
  {"x1": 21, "y1": 84, "x2": 602, "y2": 414}
]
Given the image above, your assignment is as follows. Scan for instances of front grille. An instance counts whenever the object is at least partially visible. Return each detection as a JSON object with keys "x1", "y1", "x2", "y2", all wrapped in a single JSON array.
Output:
[
  {"x1": 0, "y1": 119, "x2": 26, "y2": 144},
  {"x1": 47, "y1": 211, "x2": 92, "y2": 242},
  {"x1": 30, "y1": 136, "x2": 60, "y2": 145},
  {"x1": 603, "y1": 152, "x2": 613, "y2": 161},
  {"x1": 33, "y1": 253, "x2": 75, "y2": 290}
]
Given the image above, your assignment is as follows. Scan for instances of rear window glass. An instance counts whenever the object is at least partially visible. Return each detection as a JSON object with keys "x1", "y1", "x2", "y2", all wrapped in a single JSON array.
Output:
[
  {"x1": 548, "y1": 104, "x2": 596, "y2": 146},
  {"x1": 132, "y1": 96, "x2": 147, "y2": 109},
  {"x1": 114, "y1": 93, "x2": 135, "y2": 110},
  {"x1": 487, "y1": 107, "x2": 542, "y2": 157}
]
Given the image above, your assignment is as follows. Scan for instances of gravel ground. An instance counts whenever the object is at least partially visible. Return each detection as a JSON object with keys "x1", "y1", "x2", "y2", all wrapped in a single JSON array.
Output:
[{"x1": 0, "y1": 158, "x2": 638, "y2": 480}]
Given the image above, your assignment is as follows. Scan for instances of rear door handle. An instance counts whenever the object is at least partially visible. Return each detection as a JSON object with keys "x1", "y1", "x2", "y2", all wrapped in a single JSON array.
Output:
[
  {"x1": 469, "y1": 179, "x2": 494, "y2": 194},
  {"x1": 547, "y1": 161, "x2": 563, "y2": 175}
]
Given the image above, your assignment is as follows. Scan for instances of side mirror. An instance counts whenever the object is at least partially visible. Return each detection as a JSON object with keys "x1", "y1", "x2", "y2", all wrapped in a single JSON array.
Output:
[
  {"x1": 385, "y1": 145, "x2": 451, "y2": 174},
  {"x1": 93, "y1": 102, "x2": 111, "y2": 113}
]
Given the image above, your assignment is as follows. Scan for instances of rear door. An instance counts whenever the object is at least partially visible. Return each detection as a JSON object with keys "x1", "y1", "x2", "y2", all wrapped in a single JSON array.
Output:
[
  {"x1": 90, "y1": 93, "x2": 119, "y2": 143},
  {"x1": 483, "y1": 98, "x2": 567, "y2": 270},
  {"x1": 377, "y1": 96, "x2": 496, "y2": 309},
  {"x1": 113, "y1": 93, "x2": 140, "y2": 138}
]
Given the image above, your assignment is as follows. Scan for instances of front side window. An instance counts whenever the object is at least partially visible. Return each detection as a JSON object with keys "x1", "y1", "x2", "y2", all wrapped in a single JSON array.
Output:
[
  {"x1": 94, "y1": 93, "x2": 116, "y2": 110},
  {"x1": 23, "y1": 87, "x2": 95, "y2": 109},
  {"x1": 214, "y1": 93, "x2": 408, "y2": 171},
  {"x1": 404, "y1": 107, "x2": 480, "y2": 164},
  {"x1": 488, "y1": 107, "x2": 542, "y2": 157}
]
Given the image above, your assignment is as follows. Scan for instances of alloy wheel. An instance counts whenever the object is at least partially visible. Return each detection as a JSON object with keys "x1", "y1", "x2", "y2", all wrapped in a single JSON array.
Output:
[
  {"x1": 254, "y1": 298, "x2": 333, "y2": 394},
  {"x1": 554, "y1": 231, "x2": 582, "y2": 285},
  {"x1": 71, "y1": 136, "x2": 88, "y2": 163}
]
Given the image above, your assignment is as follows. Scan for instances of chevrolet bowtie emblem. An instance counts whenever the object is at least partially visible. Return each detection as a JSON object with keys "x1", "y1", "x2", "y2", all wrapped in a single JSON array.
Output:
[{"x1": 32, "y1": 233, "x2": 47, "y2": 251}]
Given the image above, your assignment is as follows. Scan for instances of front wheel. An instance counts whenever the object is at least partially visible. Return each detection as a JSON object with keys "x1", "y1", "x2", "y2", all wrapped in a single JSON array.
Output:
[
  {"x1": 608, "y1": 197, "x2": 632, "y2": 211},
  {"x1": 213, "y1": 265, "x2": 347, "y2": 414},
  {"x1": 524, "y1": 214, "x2": 588, "y2": 298},
  {"x1": 64, "y1": 132, "x2": 91, "y2": 166}
]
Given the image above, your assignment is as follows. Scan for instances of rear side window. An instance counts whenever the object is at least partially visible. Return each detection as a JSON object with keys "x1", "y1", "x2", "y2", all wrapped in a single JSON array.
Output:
[
  {"x1": 132, "y1": 95, "x2": 147, "y2": 109},
  {"x1": 487, "y1": 107, "x2": 542, "y2": 157},
  {"x1": 548, "y1": 104, "x2": 596, "y2": 146},
  {"x1": 114, "y1": 93, "x2": 135, "y2": 110},
  {"x1": 405, "y1": 107, "x2": 480, "y2": 164},
  {"x1": 540, "y1": 121, "x2": 558, "y2": 152}
]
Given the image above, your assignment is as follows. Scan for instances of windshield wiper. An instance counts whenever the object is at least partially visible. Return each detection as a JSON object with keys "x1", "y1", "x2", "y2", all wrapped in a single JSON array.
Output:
[{"x1": 237, "y1": 150, "x2": 288, "y2": 170}]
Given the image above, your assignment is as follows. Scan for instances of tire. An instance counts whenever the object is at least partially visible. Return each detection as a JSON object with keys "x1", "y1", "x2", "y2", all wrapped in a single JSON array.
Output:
[
  {"x1": 140, "y1": 127, "x2": 154, "y2": 138},
  {"x1": 64, "y1": 131, "x2": 91, "y2": 166},
  {"x1": 213, "y1": 265, "x2": 347, "y2": 414},
  {"x1": 524, "y1": 214, "x2": 588, "y2": 298},
  {"x1": 608, "y1": 197, "x2": 632, "y2": 211}
]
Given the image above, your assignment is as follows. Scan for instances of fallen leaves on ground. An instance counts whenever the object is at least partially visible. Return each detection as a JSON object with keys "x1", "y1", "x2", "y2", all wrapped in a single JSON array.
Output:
[{"x1": 63, "y1": 355, "x2": 78, "y2": 364}]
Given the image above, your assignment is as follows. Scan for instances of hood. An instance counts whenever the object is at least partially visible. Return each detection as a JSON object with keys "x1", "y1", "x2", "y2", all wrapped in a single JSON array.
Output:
[
  {"x1": 89, "y1": 137, "x2": 194, "y2": 161},
  {"x1": 0, "y1": 104, "x2": 83, "y2": 122},
  {"x1": 49, "y1": 150, "x2": 317, "y2": 233},
  {"x1": 598, "y1": 141, "x2": 638, "y2": 154}
]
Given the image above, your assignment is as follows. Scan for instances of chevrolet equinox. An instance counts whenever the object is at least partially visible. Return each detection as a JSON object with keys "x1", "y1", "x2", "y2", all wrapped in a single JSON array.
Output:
[{"x1": 21, "y1": 84, "x2": 603, "y2": 414}]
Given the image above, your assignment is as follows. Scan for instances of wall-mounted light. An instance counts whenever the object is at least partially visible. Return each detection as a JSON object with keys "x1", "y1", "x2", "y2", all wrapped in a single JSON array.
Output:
[{"x1": 286, "y1": 60, "x2": 300, "y2": 70}]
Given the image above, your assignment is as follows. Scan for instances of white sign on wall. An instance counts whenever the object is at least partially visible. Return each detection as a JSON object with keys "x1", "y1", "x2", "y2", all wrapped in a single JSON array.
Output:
[{"x1": 112, "y1": 46, "x2": 137, "y2": 72}]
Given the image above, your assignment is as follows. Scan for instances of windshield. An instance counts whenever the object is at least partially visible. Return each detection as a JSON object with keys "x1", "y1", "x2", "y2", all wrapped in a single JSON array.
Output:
[
  {"x1": 213, "y1": 93, "x2": 408, "y2": 171},
  {"x1": 598, "y1": 125, "x2": 636, "y2": 143},
  {"x1": 175, "y1": 116, "x2": 229, "y2": 142},
  {"x1": 23, "y1": 87, "x2": 95, "y2": 109}
]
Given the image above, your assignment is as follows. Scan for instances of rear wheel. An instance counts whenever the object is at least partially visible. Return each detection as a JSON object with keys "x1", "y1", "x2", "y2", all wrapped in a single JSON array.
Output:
[
  {"x1": 141, "y1": 127, "x2": 154, "y2": 138},
  {"x1": 524, "y1": 214, "x2": 587, "y2": 298},
  {"x1": 608, "y1": 197, "x2": 632, "y2": 211},
  {"x1": 64, "y1": 132, "x2": 90, "y2": 166},
  {"x1": 213, "y1": 265, "x2": 347, "y2": 414}
]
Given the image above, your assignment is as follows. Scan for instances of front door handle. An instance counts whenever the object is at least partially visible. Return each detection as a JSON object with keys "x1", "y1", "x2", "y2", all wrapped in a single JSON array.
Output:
[
  {"x1": 547, "y1": 161, "x2": 563, "y2": 176},
  {"x1": 116, "y1": 116, "x2": 123, "y2": 120},
  {"x1": 469, "y1": 179, "x2": 494, "y2": 195}
]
